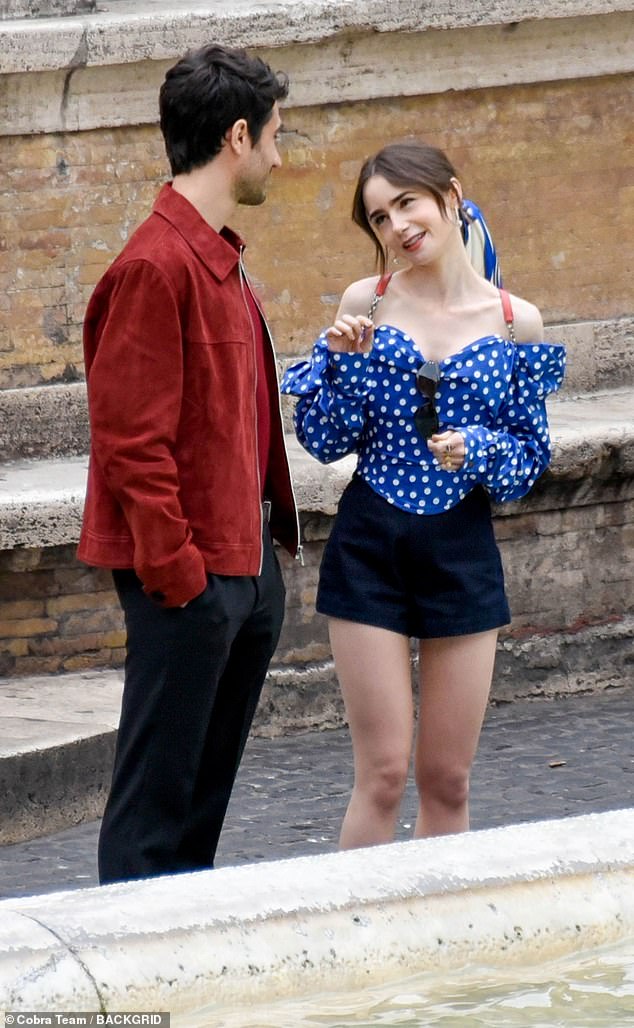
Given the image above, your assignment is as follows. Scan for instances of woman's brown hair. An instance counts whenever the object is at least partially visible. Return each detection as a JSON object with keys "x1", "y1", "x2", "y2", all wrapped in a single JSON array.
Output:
[{"x1": 351, "y1": 142, "x2": 460, "y2": 273}]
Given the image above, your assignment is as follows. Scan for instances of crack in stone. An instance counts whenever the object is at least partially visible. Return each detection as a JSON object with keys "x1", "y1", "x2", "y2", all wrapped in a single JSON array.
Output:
[{"x1": 60, "y1": 29, "x2": 88, "y2": 127}]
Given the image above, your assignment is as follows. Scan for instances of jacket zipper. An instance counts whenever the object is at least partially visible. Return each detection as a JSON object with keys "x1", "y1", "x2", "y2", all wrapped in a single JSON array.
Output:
[
  {"x1": 238, "y1": 248, "x2": 265, "y2": 574},
  {"x1": 239, "y1": 249, "x2": 303, "y2": 567}
]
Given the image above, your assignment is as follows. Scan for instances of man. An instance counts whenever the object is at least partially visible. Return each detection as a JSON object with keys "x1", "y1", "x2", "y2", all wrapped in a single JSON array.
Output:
[{"x1": 78, "y1": 44, "x2": 299, "y2": 883}]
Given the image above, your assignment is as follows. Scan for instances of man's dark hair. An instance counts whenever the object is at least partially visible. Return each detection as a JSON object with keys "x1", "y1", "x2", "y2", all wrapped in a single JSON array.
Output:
[{"x1": 159, "y1": 44, "x2": 289, "y2": 176}]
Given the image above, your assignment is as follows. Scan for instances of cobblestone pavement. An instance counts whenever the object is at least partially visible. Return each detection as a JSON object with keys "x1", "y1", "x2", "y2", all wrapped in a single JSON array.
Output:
[{"x1": 1, "y1": 688, "x2": 632, "y2": 899}]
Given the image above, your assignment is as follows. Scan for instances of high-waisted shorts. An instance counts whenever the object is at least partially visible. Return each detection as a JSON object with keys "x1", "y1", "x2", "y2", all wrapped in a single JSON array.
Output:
[{"x1": 316, "y1": 474, "x2": 510, "y2": 639}]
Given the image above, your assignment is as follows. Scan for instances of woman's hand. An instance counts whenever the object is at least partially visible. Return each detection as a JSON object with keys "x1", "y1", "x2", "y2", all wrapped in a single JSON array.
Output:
[
  {"x1": 427, "y1": 430, "x2": 465, "y2": 472},
  {"x1": 325, "y1": 315, "x2": 374, "y2": 354}
]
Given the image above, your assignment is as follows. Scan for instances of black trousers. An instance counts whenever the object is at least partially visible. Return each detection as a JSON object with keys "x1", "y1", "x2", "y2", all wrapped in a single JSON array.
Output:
[{"x1": 98, "y1": 527, "x2": 285, "y2": 884}]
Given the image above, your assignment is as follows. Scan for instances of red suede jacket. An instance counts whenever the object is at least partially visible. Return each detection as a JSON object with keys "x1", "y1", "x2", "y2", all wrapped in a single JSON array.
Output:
[{"x1": 78, "y1": 184, "x2": 299, "y2": 607}]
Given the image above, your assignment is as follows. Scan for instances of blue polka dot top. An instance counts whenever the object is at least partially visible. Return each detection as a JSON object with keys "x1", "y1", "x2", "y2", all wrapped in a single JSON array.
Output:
[{"x1": 281, "y1": 300, "x2": 566, "y2": 514}]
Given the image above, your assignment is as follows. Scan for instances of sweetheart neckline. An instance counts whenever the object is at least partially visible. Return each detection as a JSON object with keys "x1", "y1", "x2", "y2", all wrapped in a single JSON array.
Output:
[{"x1": 373, "y1": 323, "x2": 507, "y2": 366}]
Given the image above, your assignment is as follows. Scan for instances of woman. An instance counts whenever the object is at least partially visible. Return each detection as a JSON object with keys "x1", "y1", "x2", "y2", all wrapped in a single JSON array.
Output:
[{"x1": 281, "y1": 142, "x2": 565, "y2": 849}]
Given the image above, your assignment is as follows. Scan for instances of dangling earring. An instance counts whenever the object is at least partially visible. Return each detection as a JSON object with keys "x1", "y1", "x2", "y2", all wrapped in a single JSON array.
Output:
[{"x1": 452, "y1": 206, "x2": 461, "y2": 227}]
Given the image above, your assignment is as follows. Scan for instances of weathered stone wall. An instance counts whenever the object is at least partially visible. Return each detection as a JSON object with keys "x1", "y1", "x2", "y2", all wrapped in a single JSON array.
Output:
[
  {"x1": 0, "y1": 545, "x2": 124, "y2": 678},
  {"x1": 241, "y1": 75, "x2": 633, "y2": 357},
  {"x1": 1, "y1": 72, "x2": 632, "y2": 388},
  {"x1": 0, "y1": 129, "x2": 164, "y2": 388},
  {"x1": 1, "y1": 484, "x2": 632, "y2": 718},
  {"x1": 0, "y1": 1, "x2": 632, "y2": 722},
  {"x1": 1, "y1": 1, "x2": 633, "y2": 389}
]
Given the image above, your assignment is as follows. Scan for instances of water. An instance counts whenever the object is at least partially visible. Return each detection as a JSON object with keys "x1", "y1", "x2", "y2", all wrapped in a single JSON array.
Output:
[{"x1": 187, "y1": 938, "x2": 634, "y2": 1027}]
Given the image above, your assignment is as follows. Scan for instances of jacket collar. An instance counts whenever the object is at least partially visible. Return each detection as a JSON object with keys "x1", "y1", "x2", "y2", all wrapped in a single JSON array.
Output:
[{"x1": 152, "y1": 182, "x2": 245, "y2": 281}]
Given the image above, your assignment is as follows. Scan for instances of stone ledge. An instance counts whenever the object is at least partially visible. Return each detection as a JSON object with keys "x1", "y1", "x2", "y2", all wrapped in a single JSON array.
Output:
[
  {"x1": 261, "y1": 616, "x2": 634, "y2": 736},
  {"x1": 1, "y1": 387, "x2": 634, "y2": 550},
  {"x1": 0, "y1": 668, "x2": 120, "y2": 844},
  {"x1": 497, "y1": 388, "x2": 634, "y2": 515},
  {"x1": 0, "y1": 0, "x2": 93, "y2": 19},
  {"x1": 1, "y1": 810, "x2": 633, "y2": 1012},
  {"x1": 0, "y1": 383, "x2": 88, "y2": 462},
  {"x1": 1, "y1": 315, "x2": 632, "y2": 461},
  {"x1": 1, "y1": 0, "x2": 629, "y2": 74},
  {"x1": 0, "y1": 455, "x2": 87, "y2": 550},
  {"x1": 2, "y1": 7, "x2": 632, "y2": 135}
]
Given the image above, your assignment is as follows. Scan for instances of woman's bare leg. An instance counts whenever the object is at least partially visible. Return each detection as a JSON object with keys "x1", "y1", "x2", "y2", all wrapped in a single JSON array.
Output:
[
  {"x1": 414, "y1": 629, "x2": 498, "y2": 837},
  {"x1": 329, "y1": 619, "x2": 414, "y2": 849}
]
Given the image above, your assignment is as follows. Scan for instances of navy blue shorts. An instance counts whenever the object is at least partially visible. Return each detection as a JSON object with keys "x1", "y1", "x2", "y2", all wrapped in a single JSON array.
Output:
[{"x1": 317, "y1": 475, "x2": 510, "y2": 639}]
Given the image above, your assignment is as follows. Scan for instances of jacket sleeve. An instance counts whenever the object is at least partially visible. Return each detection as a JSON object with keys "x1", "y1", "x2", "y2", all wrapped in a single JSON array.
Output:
[
  {"x1": 85, "y1": 259, "x2": 207, "y2": 606},
  {"x1": 281, "y1": 335, "x2": 371, "y2": 463},
  {"x1": 461, "y1": 343, "x2": 566, "y2": 503}
]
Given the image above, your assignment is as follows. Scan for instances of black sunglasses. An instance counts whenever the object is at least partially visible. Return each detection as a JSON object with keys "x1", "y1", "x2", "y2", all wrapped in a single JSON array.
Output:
[{"x1": 414, "y1": 361, "x2": 440, "y2": 439}]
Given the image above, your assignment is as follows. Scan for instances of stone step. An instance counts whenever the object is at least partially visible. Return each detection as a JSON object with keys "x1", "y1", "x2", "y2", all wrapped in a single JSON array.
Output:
[
  {"x1": 0, "y1": 669, "x2": 122, "y2": 845},
  {"x1": 0, "y1": 662, "x2": 344, "y2": 846},
  {"x1": 0, "y1": 434, "x2": 359, "y2": 551},
  {"x1": 0, "y1": 384, "x2": 89, "y2": 463},
  {"x1": 0, "y1": 316, "x2": 632, "y2": 461},
  {"x1": 2, "y1": 643, "x2": 633, "y2": 846},
  {"x1": 2, "y1": 388, "x2": 633, "y2": 552},
  {"x1": 1, "y1": 387, "x2": 633, "y2": 844}
]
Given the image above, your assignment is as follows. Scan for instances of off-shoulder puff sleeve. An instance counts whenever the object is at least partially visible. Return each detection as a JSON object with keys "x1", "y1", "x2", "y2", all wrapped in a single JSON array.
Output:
[
  {"x1": 461, "y1": 342, "x2": 566, "y2": 503},
  {"x1": 281, "y1": 335, "x2": 371, "y2": 463},
  {"x1": 513, "y1": 343, "x2": 566, "y2": 399}
]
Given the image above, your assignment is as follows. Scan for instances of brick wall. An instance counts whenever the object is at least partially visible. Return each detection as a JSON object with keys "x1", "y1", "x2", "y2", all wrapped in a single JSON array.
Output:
[
  {"x1": 1, "y1": 74, "x2": 631, "y2": 389},
  {"x1": 1, "y1": 494, "x2": 632, "y2": 698},
  {"x1": 0, "y1": 130, "x2": 165, "y2": 389},
  {"x1": 0, "y1": 546, "x2": 124, "y2": 677}
]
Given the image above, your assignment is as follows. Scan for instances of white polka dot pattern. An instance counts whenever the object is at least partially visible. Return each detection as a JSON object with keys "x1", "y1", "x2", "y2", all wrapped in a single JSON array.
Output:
[{"x1": 281, "y1": 326, "x2": 566, "y2": 512}]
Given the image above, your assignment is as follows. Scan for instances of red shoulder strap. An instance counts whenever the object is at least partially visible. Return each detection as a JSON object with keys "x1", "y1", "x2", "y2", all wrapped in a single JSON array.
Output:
[
  {"x1": 367, "y1": 272, "x2": 393, "y2": 321},
  {"x1": 375, "y1": 272, "x2": 393, "y2": 297},
  {"x1": 499, "y1": 288, "x2": 516, "y2": 342}
]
